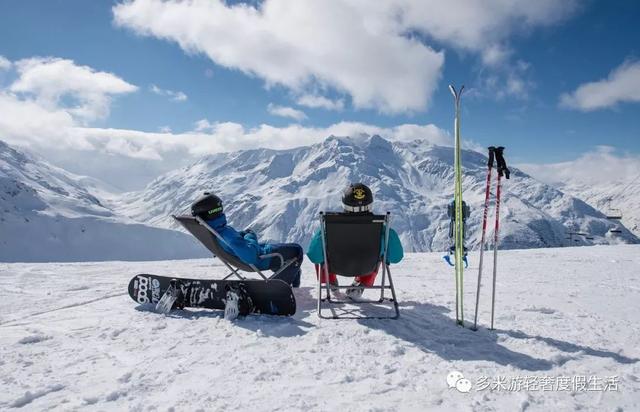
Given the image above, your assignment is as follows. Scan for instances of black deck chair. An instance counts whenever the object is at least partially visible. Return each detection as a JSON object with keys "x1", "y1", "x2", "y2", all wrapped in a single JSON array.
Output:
[
  {"x1": 172, "y1": 215, "x2": 297, "y2": 281},
  {"x1": 317, "y1": 212, "x2": 400, "y2": 319}
]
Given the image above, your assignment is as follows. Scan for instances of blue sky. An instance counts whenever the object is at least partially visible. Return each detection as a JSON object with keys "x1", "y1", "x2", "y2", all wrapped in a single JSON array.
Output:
[{"x1": 0, "y1": 0, "x2": 638, "y2": 188}]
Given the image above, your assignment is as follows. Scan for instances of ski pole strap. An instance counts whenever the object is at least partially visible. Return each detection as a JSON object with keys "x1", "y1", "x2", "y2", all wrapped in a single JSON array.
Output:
[
  {"x1": 494, "y1": 146, "x2": 510, "y2": 179},
  {"x1": 488, "y1": 146, "x2": 496, "y2": 168}
]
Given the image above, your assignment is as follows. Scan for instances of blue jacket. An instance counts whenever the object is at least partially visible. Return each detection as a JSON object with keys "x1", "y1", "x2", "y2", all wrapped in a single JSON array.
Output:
[
  {"x1": 205, "y1": 214, "x2": 272, "y2": 270},
  {"x1": 306, "y1": 225, "x2": 404, "y2": 265}
]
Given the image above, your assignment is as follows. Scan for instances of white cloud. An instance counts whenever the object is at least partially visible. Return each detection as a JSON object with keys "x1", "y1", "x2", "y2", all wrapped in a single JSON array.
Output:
[
  {"x1": 150, "y1": 84, "x2": 188, "y2": 102},
  {"x1": 51, "y1": 121, "x2": 453, "y2": 189},
  {"x1": 468, "y1": 59, "x2": 534, "y2": 101},
  {"x1": 267, "y1": 103, "x2": 307, "y2": 121},
  {"x1": 0, "y1": 62, "x2": 455, "y2": 189},
  {"x1": 194, "y1": 118, "x2": 214, "y2": 132},
  {"x1": 0, "y1": 56, "x2": 156, "y2": 186},
  {"x1": 113, "y1": 0, "x2": 578, "y2": 111},
  {"x1": 69, "y1": 120, "x2": 451, "y2": 160},
  {"x1": 396, "y1": 1, "x2": 578, "y2": 56},
  {"x1": 518, "y1": 146, "x2": 640, "y2": 187},
  {"x1": 8, "y1": 57, "x2": 137, "y2": 123},
  {"x1": 0, "y1": 55, "x2": 11, "y2": 71},
  {"x1": 113, "y1": 0, "x2": 444, "y2": 113},
  {"x1": 159, "y1": 126, "x2": 172, "y2": 133},
  {"x1": 0, "y1": 91, "x2": 450, "y2": 168},
  {"x1": 296, "y1": 94, "x2": 344, "y2": 111},
  {"x1": 480, "y1": 44, "x2": 511, "y2": 67},
  {"x1": 9, "y1": 57, "x2": 137, "y2": 123},
  {"x1": 559, "y1": 60, "x2": 640, "y2": 111},
  {"x1": 0, "y1": 92, "x2": 77, "y2": 147}
]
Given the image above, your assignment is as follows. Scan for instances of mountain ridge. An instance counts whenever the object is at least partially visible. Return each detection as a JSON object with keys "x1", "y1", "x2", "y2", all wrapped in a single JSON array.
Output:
[{"x1": 115, "y1": 135, "x2": 638, "y2": 252}]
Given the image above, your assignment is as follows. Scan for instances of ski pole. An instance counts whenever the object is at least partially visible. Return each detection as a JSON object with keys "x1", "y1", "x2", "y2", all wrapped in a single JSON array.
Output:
[
  {"x1": 490, "y1": 168, "x2": 502, "y2": 330},
  {"x1": 490, "y1": 147, "x2": 509, "y2": 330},
  {"x1": 473, "y1": 146, "x2": 495, "y2": 330}
]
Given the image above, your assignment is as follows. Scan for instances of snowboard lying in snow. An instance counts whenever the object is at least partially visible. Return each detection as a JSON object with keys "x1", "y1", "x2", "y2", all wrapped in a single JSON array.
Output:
[{"x1": 128, "y1": 274, "x2": 296, "y2": 316}]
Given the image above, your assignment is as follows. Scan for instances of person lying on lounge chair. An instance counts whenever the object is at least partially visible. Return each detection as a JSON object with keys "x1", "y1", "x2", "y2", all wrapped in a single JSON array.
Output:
[
  {"x1": 192, "y1": 192, "x2": 304, "y2": 288},
  {"x1": 306, "y1": 183, "x2": 403, "y2": 299}
]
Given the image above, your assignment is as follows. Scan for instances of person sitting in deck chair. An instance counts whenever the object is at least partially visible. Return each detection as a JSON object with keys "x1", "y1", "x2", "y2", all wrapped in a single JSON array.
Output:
[
  {"x1": 306, "y1": 183, "x2": 404, "y2": 299},
  {"x1": 192, "y1": 193, "x2": 304, "y2": 288}
]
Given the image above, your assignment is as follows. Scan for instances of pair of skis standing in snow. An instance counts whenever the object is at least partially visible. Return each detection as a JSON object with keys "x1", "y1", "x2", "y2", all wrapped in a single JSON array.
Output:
[{"x1": 446, "y1": 85, "x2": 510, "y2": 330}]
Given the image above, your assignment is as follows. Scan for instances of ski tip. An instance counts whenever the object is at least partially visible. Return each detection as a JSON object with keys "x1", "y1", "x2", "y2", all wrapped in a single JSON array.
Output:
[{"x1": 448, "y1": 84, "x2": 456, "y2": 96}]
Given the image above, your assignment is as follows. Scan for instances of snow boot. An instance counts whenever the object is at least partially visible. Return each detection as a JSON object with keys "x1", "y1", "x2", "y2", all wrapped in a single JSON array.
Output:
[
  {"x1": 346, "y1": 280, "x2": 364, "y2": 300},
  {"x1": 327, "y1": 279, "x2": 342, "y2": 299}
]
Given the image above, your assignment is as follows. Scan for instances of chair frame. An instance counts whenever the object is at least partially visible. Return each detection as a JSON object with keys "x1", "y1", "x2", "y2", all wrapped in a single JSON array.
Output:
[
  {"x1": 173, "y1": 215, "x2": 298, "y2": 282},
  {"x1": 316, "y1": 211, "x2": 400, "y2": 319}
]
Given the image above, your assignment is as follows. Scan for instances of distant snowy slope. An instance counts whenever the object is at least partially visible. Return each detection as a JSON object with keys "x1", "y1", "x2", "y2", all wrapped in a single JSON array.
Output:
[
  {"x1": 116, "y1": 135, "x2": 637, "y2": 252},
  {"x1": 74, "y1": 174, "x2": 124, "y2": 202},
  {"x1": 0, "y1": 140, "x2": 206, "y2": 262},
  {"x1": 555, "y1": 181, "x2": 640, "y2": 237},
  {"x1": 519, "y1": 153, "x2": 640, "y2": 238}
]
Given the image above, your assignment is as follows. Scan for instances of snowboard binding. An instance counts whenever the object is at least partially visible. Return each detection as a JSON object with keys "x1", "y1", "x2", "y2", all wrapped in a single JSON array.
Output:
[
  {"x1": 155, "y1": 278, "x2": 186, "y2": 314},
  {"x1": 224, "y1": 283, "x2": 255, "y2": 321}
]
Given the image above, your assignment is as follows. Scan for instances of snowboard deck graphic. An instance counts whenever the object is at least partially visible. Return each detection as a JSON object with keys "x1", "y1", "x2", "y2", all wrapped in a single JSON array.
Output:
[{"x1": 128, "y1": 274, "x2": 296, "y2": 316}]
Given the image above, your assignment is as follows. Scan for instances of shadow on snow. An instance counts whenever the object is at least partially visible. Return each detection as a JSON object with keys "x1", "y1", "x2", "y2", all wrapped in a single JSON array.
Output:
[
  {"x1": 358, "y1": 300, "x2": 639, "y2": 371},
  {"x1": 136, "y1": 290, "x2": 639, "y2": 370}
]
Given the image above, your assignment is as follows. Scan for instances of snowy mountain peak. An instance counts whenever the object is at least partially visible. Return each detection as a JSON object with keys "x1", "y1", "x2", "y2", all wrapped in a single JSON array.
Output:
[
  {"x1": 117, "y1": 135, "x2": 638, "y2": 252},
  {"x1": 367, "y1": 133, "x2": 394, "y2": 151}
]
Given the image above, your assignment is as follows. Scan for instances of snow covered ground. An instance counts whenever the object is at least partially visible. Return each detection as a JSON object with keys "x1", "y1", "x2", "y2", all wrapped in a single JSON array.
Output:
[{"x1": 1, "y1": 245, "x2": 639, "y2": 411}]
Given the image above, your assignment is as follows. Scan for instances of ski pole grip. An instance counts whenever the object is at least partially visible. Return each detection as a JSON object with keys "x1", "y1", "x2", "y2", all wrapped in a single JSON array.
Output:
[
  {"x1": 495, "y1": 147, "x2": 510, "y2": 179},
  {"x1": 488, "y1": 146, "x2": 495, "y2": 168}
]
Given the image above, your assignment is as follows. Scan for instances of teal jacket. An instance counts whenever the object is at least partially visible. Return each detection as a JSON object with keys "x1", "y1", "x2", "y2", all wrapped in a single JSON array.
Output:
[{"x1": 306, "y1": 226, "x2": 404, "y2": 265}]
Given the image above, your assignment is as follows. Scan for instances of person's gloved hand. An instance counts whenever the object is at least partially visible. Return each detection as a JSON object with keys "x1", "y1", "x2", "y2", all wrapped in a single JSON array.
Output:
[{"x1": 242, "y1": 229, "x2": 257, "y2": 242}]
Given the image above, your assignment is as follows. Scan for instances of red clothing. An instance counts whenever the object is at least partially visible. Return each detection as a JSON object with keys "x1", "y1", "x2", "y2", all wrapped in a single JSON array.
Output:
[{"x1": 314, "y1": 264, "x2": 379, "y2": 286}]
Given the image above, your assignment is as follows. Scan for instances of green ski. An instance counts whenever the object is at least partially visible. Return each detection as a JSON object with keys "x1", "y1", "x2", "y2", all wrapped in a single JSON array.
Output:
[{"x1": 449, "y1": 84, "x2": 465, "y2": 326}]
